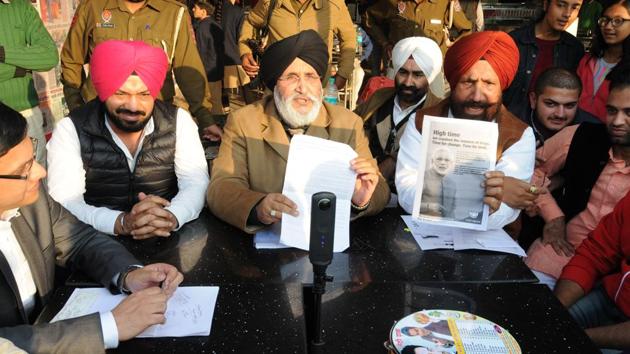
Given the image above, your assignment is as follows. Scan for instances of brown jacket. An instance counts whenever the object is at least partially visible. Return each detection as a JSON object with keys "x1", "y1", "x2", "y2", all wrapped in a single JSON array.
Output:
[
  {"x1": 362, "y1": 0, "x2": 472, "y2": 55},
  {"x1": 208, "y1": 95, "x2": 390, "y2": 232},
  {"x1": 238, "y1": 0, "x2": 357, "y2": 79},
  {"x1": 354, "y1": 87, "x2": 442, "y2": 124}
]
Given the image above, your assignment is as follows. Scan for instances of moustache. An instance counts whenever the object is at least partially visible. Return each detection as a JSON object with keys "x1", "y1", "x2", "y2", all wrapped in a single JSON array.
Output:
[
  {"x1": 398, "y1": 85, "x2": 420, "y2": 93},
  {"x1": 115, "y1": 108, "x2": 146, "y2": 117},
  {"x1": 462, "y1": 101, "x2": 490, "y2": 109}
]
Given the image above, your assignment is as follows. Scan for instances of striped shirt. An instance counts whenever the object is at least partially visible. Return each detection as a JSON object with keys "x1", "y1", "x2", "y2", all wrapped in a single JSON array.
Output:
[{"x1": 0, "y1": 0, "x2": 58, "y2": 112}]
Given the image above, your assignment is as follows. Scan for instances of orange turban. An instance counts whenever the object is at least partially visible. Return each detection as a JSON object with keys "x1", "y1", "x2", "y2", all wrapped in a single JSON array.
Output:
[{"x1": 444, "y1": 31, "x2": 519, "y2": 91}]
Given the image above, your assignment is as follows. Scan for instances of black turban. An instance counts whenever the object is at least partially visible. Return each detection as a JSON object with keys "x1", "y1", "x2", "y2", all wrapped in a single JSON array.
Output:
[{"x1": 260, "y1": 30, "x2": 329, "y2": 89}]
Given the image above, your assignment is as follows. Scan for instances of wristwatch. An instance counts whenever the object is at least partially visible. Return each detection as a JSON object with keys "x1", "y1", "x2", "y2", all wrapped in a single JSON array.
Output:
[{"x1": 116, "y1": 265, "x2": 143, "y2": 294}]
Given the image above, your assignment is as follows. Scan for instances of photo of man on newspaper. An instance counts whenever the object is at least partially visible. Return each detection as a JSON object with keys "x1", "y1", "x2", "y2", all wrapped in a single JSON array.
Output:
[
  {"x1": 412, "y1": 115, "x2": 498, "y2": 230},
  {"x1": 420, "y1": 148, "x2": 456, "y2": 218}
]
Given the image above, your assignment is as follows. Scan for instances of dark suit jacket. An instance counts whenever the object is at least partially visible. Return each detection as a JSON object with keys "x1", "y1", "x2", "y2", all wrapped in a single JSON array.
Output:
[
  {"x1": 221, "y1": 0, "x2": 245, "y2": 66},
  {"x1": 0, "y1": 187, "x2": 138, "y2": 354}
]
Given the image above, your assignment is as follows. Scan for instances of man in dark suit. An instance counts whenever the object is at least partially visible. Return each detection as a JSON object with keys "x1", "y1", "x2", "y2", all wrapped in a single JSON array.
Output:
[{"x1": 0, "y1": 102, "x2": 184, "y2": 353}]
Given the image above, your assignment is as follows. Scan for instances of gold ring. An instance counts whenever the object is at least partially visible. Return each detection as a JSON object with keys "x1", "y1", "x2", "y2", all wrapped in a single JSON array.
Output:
[
  {"x1": 529, "y1": 185, "x2": 538, "y2": 194},
  {"x1": 270, "y1": 210, "x2": 277, "y2": 217}
]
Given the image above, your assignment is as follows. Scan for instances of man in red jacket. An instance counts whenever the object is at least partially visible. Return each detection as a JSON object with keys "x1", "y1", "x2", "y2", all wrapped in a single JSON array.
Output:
[{"x1": 555, "y1": 67, "x2": 630, "y2": 350}]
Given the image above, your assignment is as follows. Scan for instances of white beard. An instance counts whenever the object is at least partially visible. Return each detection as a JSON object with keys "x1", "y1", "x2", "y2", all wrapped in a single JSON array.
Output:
[{"x1": 274, "y1": 87, "x2": 322, "y2": 128}]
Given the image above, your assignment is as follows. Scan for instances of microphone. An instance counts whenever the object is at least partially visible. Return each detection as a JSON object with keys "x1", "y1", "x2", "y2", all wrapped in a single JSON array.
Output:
[{"x1": 309, "y1": 192, "x2": 336, "y2": 270}]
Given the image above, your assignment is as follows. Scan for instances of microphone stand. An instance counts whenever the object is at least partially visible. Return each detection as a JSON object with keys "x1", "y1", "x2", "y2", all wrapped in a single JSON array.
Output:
[{"x1": 310, "y1": 264, "x2": 333, "y2": 354}]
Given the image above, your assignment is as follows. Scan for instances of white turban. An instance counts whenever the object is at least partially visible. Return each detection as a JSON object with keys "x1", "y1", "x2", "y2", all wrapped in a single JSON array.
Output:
[{"x1": 391, "y1": 37, "x2": 443, "y2": 85}]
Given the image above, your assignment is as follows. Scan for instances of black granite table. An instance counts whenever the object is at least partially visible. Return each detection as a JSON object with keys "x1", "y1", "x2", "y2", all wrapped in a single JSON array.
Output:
[
  {"x1": 68, "y1": 208, "x2": 537, "y2": 286},
  {"x1": 307, "y1": 283, "x2": 599, "y2": 354},
  {"x1": 37, "y1": 283, "x2": 308, "y2": 353}
]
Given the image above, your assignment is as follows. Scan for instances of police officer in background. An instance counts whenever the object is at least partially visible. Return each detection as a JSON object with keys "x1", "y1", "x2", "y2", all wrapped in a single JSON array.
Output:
[
  {"x1": 362, "y1": 0, "x2": 472, "y2": 58},
  {"x1": 238, "y1": 0, "x2": 357, "y2": 90},
  {"x1": 60, "y1": 0, "x2": 223, "y2": 140}
]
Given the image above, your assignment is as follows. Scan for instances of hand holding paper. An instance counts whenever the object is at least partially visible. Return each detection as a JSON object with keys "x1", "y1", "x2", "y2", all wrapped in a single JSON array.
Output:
[
  {"x1": 350, "y1": 157, "x2": 378, "y2": 208},
  {"x1": 255, "y1": 193, "x2": 299, "y2": 225},
  {"x1": 482, "y1": 171, "x2": 505, "y2": 215},
  {"x1": 112, "y1": 287, "x2": 169, "y2": 341}
]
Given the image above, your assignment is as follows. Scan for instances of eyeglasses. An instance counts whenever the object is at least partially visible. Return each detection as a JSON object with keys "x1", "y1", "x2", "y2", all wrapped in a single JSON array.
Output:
[
  {"x1": 598, "y1": 16, "x2": 630, "y2": 27},
  {"x1": 277, "y1": 73, "x2": 321, "y2": 86},
  {"x1": 0, "y1": 137, "x2": 38, "y2": 180}
]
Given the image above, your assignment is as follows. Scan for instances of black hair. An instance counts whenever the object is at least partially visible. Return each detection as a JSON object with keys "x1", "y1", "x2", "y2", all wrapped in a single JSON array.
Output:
[
  {"x1": 607, "y1": 64, "x2": 630, "y2": 92},
  {"x1": 590, "y1": 0, "x2": 630, "y2": 58},
  {"x1": 534, "y1": 67, "x2": 582, "y2": 95},
  {"x1": 0, "y1": 102, "x2": 28, "y2": 158},
  {"x1": 194, "y1": 0, "x2": 216, "y2": 16}
]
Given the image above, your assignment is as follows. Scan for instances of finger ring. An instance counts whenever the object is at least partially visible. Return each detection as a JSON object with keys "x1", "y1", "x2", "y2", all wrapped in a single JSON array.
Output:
[
  {"x1": 270, "y1": 210, "x2": 277, "y2": 217},
  {"x1": 529, "y1": 185, "x2": 538, "y2": 194}
]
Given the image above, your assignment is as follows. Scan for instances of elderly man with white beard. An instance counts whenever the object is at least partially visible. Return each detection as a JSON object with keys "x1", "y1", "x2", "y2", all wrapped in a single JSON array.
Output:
[{"x1": 207, "y1": 30, "x2": 390, "y2": 233}]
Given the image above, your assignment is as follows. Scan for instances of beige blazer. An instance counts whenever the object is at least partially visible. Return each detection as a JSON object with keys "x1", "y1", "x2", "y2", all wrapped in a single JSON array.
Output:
[{"x1": 207, "y1": 95, "x2": 390, "y2": 233}]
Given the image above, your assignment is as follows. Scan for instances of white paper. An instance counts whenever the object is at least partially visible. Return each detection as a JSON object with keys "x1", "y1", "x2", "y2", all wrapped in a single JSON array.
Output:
[
  {"x1": 280, "y1": 135, "x2": 357, "y2": 252},
  {"x1": 254, "y1": 223, "x2": 290, "y2": 249},
  {"x1": 453, "y1": 231, "x2": 526, "y2": 257},
  {"x1": 52, "y1": 287, "x2": 219, "y2": 337},
  {"x1": 412, "y1": 115, "x2": 498, "y2": 231},
  {"x1": 401, "y1": 215, "x2": 455, "y2": 250},
  {"x1": 401, "y1": 215, "x2": 526, "y2": 256}
]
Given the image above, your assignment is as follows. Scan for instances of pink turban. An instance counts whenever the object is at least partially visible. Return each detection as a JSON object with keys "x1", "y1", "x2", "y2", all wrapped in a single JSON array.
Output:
[
  {"x1": 444, "y1": 31, "x2": 519, "y2": 91},
  {"x1": 90, "y1": 40, "x2": 168, "y2": 101}
]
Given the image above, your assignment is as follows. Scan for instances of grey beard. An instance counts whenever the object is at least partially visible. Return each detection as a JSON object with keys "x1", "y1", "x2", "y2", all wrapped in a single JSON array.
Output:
[{"x1": 273, "y1": 87, "x2": 322, "y2": 128}]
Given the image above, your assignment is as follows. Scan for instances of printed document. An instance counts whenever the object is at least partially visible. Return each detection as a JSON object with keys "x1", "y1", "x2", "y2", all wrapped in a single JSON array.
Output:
[
  {"x1": 401, "y1": 215, "x2": 525, "y2": 256},
  {"x1": 280, "y1": 135, "x2": 357, "y2": 252},
  {"x1": 412, "y1": 115, "x2": 498, "y2": 231}
]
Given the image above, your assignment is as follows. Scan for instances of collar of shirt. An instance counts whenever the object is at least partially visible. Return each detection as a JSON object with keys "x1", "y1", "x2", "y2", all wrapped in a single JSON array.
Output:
[
  {"x1": 393, "y1": 95, "x2": 425, "y2": 126},
  {"x1": 0, "y1": 209, "x2": 19, "y2": 222},
  {"x1": 608, "y1": 149, "x2": 630, "y2": 173},
  {"x1": 104, "y1": 114, "x2": 155, "y2": 171},
  {"x1": 109, "y1": 0, "x2": 163, "y2": 12}
]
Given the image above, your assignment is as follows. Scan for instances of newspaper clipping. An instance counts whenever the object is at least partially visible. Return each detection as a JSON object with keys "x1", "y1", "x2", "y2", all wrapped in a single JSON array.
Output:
[{"x1": 412, "y1": 115, "x2": 498, "y2": 231}]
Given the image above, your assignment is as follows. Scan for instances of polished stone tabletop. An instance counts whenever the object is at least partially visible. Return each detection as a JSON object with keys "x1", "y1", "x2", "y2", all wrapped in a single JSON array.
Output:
[
  {"x1": 310, "y1": 282, "x2": 599, "y2": 354},
  {"x1": 40, "y1": 282, "x2": 598, "y2": 353},
  {"x1": 68, "y1": 208, "x2": 537, "y2": 286}
]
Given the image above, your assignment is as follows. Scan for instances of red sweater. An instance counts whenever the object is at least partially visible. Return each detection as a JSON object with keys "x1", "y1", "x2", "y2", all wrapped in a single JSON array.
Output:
[
  {"x1": 560, "y1": 189, "x2": 630, "y2": 317},
  {"x1": 577, "y1": 54, "x2": 610, "y2": 123}
]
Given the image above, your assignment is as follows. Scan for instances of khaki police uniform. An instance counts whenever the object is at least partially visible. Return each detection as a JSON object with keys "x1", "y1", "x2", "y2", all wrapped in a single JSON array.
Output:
[
  {"x1": 238, "y1": 0, "x2": 357, "y2": 80},
  {"x1": 61, "y1": 0, "x2": 216, "y2": 126},
  {"x1": 362, "y1": 0, "x2": 472, "y2": 55}
]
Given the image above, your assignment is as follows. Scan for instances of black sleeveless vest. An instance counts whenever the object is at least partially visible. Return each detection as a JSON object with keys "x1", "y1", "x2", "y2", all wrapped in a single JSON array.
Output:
[
  {"x1": 554, "y1": 122, "x2": 611, "y2": 221},
  {"x1": 69, "y1": 99, "x2": 179, "y2": 212}
]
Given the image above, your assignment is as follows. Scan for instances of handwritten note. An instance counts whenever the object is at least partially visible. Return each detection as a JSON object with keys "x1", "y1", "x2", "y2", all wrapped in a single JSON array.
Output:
[{"x1": 52, "y1": 287, "x2": 219, "y2": 337}]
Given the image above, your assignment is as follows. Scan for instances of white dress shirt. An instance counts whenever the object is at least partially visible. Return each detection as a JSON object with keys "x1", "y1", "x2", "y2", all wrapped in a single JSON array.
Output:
[
  {"x1": 392, "y1": 95, "x2": 426, "y2": 126},
  {"x1": 0, "y1": 210, "x2": 119, "y2": 349},
  {"x1": 46, "y1": 108, "x2": 209, "y2": 235},
  {"x1": 395, "y1": 110, "x2": 536, "y2": 229}
]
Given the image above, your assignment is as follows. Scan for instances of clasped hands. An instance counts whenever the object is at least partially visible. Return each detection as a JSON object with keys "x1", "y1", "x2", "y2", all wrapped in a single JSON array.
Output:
[
  {"x1": 115, "y1": 192, "x2": 179, "y2": 240},
  {"x1": 255, "y1": 157, "x2": 378, "y2": 224}
]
